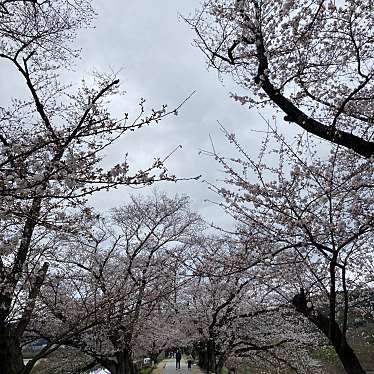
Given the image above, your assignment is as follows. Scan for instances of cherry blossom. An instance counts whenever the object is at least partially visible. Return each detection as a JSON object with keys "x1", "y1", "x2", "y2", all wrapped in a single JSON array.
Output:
[{"x1": 187, "y1": 0, "x2": 374, "y2": 157}]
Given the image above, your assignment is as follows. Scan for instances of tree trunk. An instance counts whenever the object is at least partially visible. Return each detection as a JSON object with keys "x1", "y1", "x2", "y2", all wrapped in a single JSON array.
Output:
[
  {"x1": 215, "y1": 355, "x2": 225, "y2": 374},
  {"x1": 293, "y1": 291, "x2": 366, "y2": 374},
  {"x1": 0, "y1": 325, "x2": 25, "y2": 374},
  {"x1": 196, "y1": 341, "x2": 208, "y2": 370},
  {"x1": 310, "y1": 311, "x2": 366, "y2": 374},
  {"x1": 195, "y1": 340, "x2": 216, "y2": 373},
  {"x1": 206, "y1": 339, "x2": 216, "y2": 374},
  {"x1": 113, "y1": 347, "x2": 138, "y2": 374},
  {"x1": 334, "y1": 340, "x2": 366, "y2": 374}
]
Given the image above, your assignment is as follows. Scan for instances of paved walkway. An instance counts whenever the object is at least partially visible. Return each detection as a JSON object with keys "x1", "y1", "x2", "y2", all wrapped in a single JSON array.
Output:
[{"x1": 154, "y1": 358, "x2": 204, "y2": 374}]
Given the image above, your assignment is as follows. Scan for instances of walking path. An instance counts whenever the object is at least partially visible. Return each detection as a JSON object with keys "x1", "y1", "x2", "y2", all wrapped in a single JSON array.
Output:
[{"x1": 153, "y1": 358, "x2": 204, "y2": 374}]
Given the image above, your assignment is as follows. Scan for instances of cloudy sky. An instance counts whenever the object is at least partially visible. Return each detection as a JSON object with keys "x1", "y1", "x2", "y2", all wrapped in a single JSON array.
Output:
[
  {"x1": 67, "y1": 0, "x2": 276, "y2": 226},
  {"x1": 0, "y1": 0, "x2": 288, "y2": 227}
]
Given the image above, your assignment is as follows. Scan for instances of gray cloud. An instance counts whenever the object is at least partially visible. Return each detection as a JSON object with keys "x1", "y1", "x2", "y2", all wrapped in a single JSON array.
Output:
[
  {"x1": 1, "y1": 0, "x2": 268, "y2": 227},
  {"x1": 74, "y1": 0, "x2": 267, "y2": 227}
]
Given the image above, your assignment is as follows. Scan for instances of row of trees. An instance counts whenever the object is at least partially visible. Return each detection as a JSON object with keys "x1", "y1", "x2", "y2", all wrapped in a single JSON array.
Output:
[
  {"x1": 27, "y1": 192, "x2": 202, "y2": 374},
  {"x1": 200, "y1": 130, "x2": 374, "y2": 373},
  {"x1": 186, "y1": 1, "x2": 374, "y2": 372},
  {"x1": 7, "y1": 180, "x2": 373, "y2": 374},
  {"x1": 26, "y1": 156, "x2": 372, "y2": 374},
  {"x1": 0, "y1": 1, "x2": 373, "y2": 374}
]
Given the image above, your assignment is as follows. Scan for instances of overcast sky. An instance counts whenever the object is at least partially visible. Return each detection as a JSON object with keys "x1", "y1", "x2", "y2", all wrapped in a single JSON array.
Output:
[
  {"x1": 67, "y1": 0, "x2": 275, "y2": 227},
  {"x1": 0, "y1": 0, "x2": 285, "y2": 227},
  {"x1": 0, "y1": 2, "x2": 333, "y2": 227}
]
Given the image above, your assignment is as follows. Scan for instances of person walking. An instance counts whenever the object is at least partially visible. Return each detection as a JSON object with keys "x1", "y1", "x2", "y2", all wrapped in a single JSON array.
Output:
[
  {"x1": 187, "y1": 359, "x2": 193, "y2": 370},
  {"x1": 176, "y1": 349, "x2": 182, "y2": 369}
]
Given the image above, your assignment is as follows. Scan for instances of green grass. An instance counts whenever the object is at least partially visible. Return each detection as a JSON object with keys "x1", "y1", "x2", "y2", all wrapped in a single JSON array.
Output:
[
  {"x1": 140, "y1": 366, "x2": 155, "y2": 374},
  {"x1": 312, "y1": 345, "x2": 339, "y2": 364}
]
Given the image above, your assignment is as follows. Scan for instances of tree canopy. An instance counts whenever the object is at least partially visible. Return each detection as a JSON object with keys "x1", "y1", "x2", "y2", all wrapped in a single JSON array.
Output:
[{"x1": 188, "y1": 0, "x2": 374, "y2": 157}]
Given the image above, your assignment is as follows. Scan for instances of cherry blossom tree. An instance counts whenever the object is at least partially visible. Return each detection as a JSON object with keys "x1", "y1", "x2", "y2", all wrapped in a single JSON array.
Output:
[
  {"x1": 178, "y1": 236, "x2": 323, "y2": 374},
  {"x1": 135, "y1": 304, "x2": 190, "y2": 364},
  {"x1": 188, "y1": 0, "x2": 374, "y2": 157},
  {"x1": 34, "y1": 192, "x2": 204, "y2": 374},
  {"x1": 0, "y1": 2, "x2": 190, "y2": 373},
  {"x1": 204, "y1": 127, "x2": 374, "y2": 373}
]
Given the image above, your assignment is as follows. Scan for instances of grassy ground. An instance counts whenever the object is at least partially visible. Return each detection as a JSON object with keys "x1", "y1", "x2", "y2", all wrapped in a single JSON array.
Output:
[
  {"x1": 140, "y1": 366, "x2": 155, "y2": 374},
  {"x1": 151, "y1": 360, "x2": 168, "y2": 374}
]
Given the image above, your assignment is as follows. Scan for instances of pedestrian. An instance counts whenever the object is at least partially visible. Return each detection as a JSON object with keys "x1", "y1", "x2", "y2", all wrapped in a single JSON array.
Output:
[
  {"x1": 176, "y1": 349, "x2": 182, "y2": 369},
  {"x1": 187, "y1": 359, "x2": 193, "y2": 370}
]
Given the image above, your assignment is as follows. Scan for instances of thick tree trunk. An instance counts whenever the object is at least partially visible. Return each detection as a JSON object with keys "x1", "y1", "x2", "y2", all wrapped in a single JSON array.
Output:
[
  {"x1": 206, "y1": 339, "x2": 216, "y2": 374},
  {"x1": 334, "y1": 340, "x2": 366, "y2": 374},
  {"x1": 197, "y1": 340, "x2": 216, "y2": 373},
  {"x1": 111, "y1": 347, "x2": 138, "y2": 374},
  {"x1": 195, "y1": 341, "x2": 208, "y2": 369},
  {"x1": 293, "y1": 291, "x2": 366, "y2": 374},
  {"x1": 0, "y1": 325, "x2": 25, "y2": 374},
  {"x1": 310, "y1": 311, "x2": 366, "y2": 374}
]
